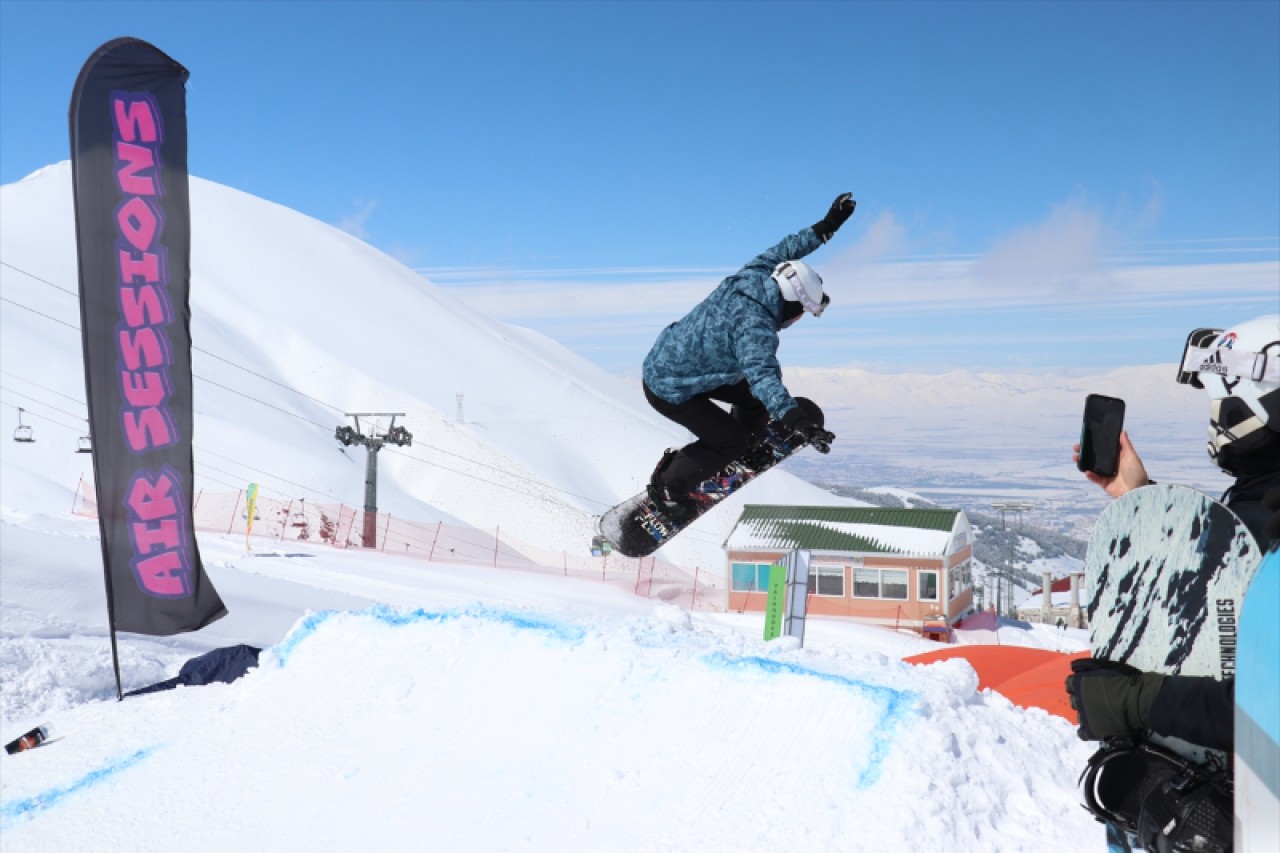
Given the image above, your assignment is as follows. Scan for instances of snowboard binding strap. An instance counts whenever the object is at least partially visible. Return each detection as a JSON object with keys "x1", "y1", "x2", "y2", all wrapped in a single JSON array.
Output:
[{"x1": 1079, "y1": 738, "x2": 1232, "y2": 852}]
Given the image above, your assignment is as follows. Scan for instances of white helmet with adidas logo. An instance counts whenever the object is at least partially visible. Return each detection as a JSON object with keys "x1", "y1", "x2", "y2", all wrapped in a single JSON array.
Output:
[{"x1": 1176, "y1": 314, "x2": 1280, "y2": 474}]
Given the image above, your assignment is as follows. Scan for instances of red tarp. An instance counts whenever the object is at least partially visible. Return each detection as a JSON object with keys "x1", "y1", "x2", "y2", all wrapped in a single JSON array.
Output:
[{"x1": 905, "y1": 646, "x2": 1090, "y2": 722}]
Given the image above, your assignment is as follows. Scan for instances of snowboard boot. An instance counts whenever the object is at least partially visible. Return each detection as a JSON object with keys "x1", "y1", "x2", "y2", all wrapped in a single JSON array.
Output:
[{"x1": 647, "y1": 450, "x2": 699, "y2": 523}]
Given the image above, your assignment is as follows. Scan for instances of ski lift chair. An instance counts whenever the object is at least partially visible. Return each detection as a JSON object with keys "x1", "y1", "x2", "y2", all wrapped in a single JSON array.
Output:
[
  {"x1": 13, "y1": 408, "x2": 34, "y2": 443},
  {"x1": 290, "y1": 499, "x2": 310, "y2": 528}
]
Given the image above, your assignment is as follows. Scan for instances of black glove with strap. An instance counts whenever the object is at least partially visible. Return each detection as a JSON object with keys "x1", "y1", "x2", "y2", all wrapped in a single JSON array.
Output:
[
  {"x1": 781, "y1": 406, "x2": 835, "y2": 454},
  {"x1": 1065, "y1": 658, "x2": 1166, "y2": 742},
  {"x1": 812, "y1": 192, "x2": 855, "y2": 243}
]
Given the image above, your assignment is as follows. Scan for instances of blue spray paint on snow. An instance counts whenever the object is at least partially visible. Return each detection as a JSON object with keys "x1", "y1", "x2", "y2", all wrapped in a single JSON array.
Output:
[
  {"x1": 272, "y1": 604, "x2": 587, "y2": 665},
  {"x1": 703, "y1": 652, "x2": 918, "y2": 789},
  {"x1": 0, "y1": 746, "x2": 158, "y2": 829},
  {"x1": 270, "y1": 606, "x2": 915, "y2": 787}
]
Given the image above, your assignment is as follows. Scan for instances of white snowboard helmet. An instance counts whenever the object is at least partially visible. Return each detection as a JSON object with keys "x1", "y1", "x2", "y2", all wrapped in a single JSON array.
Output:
[
  {"x1": 1176, "y1": 314, "x2": 1280, "y2": 474},
  {"x1": 772, "y1": 260, "x2": 829, "y2": 318}
]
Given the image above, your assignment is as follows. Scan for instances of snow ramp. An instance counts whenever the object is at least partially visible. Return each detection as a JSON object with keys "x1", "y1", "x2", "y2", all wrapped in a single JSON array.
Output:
[{"x1": 2, "y1": 605, "x2": 1096, "y2": 851}]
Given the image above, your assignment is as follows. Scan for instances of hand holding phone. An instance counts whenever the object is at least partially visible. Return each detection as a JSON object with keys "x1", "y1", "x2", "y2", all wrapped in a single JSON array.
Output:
[{"x1": 1077, "y1": 394, "x2": 1126, "y2": 478}]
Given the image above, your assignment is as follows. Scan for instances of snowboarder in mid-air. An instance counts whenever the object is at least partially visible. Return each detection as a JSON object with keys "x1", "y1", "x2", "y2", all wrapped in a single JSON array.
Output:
[{"x1": 641, "y1": 192, "x2": 855, "y2": 521}]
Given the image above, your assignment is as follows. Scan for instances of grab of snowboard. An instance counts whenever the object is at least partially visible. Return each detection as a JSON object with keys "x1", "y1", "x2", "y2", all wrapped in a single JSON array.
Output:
[
  {"x1": 1083, "y1": 483, "x2": 1262, "y2": 851},
  {"x1": 597, "y1": 398, "x2": 830, "y2": 558}
]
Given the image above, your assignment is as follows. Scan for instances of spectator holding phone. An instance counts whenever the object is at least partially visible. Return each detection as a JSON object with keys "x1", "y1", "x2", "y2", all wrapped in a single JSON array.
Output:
[
  {"x1": 1065, "y1": 315, "x2": 1280, "y2": 851},
  {"x1": 1072, "y1": 314, "x2": 1280, "y2": 548}
]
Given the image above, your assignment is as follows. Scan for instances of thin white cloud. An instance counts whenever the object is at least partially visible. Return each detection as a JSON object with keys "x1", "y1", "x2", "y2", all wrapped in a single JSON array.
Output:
[
  {"x1": 1133, "y1": 179, "x2": 1165, "y2": 232},
  {"x1": 414, "y1": 192, "x2": 1277, "y2": 374},
  {"x1": 970, "y1": 193, "x2": 1112, "y2": 294},
  {"x1": 337, "y1": 198, "x2": 377, "y2": 240},
  {"x1": 424, "y1": 256, "x2": 1277, "y2": 320},
  {"x1": 838, "y1": 211, "x2": 909, "y2": 265}
]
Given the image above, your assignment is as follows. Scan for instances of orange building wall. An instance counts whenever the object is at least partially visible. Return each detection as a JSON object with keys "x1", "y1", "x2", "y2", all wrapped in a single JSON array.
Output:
[{"x1": 726, "y1": 544, "x2": 975, "y2": 628}]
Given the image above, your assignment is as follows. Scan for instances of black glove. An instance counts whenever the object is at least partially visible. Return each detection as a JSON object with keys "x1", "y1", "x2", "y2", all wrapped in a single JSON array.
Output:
[
  {"x1": 1065, "y1": 658, "x2": 1166, "y2": 742},
  {"x1": 812, "y1": 192, "x2": 856, "y2": 243},
  {"x1": 781, "y1": 407, "x2": 835, "y2": 454},
  {"x1": 1263, "y1": 486, "x2": 1280, "y2": 547}
]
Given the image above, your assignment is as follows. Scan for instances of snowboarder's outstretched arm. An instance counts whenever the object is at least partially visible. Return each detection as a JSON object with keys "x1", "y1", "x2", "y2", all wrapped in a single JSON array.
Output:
[{"x1": 739, "y1": 193, "x2": 857, "y2": 276}]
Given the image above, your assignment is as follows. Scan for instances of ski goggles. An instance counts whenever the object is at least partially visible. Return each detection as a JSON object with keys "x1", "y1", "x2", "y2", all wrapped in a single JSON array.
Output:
[{"x1": 1176, "y1": 327, "x2": 1280, "y2": 388}]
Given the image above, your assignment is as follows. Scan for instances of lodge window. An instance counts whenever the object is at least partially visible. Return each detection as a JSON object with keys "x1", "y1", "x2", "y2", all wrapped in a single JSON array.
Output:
[
  {"x1": 949, "y1": 559, "x2": 973, "y2": 596},
  {"x1": 852, "y1": 568, "x2": 909, "y2": 600},
  {"x1": 731, "y1": 562, "x2": 776, "y2": 593},
  {"x1": 808, "y1": 565, "x2": 844, "y2": 597},
  {"x1": 919, "y1": 570, "x2": 939, "y2": 602}
]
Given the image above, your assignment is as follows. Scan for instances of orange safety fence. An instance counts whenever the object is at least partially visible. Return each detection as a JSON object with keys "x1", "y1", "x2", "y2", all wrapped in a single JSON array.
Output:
[{"x1": 70, "y1": 479, "x2": 722, "y2": 611}]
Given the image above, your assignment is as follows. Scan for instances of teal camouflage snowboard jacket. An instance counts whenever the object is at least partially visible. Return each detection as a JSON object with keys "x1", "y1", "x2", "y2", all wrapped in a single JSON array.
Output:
[{"x1": 642, "y1": 227, "x2": 822, "y2": 421}]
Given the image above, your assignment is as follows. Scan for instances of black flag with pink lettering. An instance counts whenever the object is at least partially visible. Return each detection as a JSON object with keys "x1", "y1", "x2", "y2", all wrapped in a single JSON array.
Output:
[{"x1": 70, "y1": 38, "x2": 226, "y2": 636}]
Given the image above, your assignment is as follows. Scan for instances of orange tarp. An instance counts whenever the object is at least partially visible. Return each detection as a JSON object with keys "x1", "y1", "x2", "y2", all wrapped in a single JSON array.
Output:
[{"x1": 905, "y1": 646, "x2": 1090, "y2": 722}]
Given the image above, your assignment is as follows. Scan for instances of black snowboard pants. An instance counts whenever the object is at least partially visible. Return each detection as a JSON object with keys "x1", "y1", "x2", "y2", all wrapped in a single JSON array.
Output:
[{"x1": 643, "y1": 380, "x2": 769, "y2": 495}]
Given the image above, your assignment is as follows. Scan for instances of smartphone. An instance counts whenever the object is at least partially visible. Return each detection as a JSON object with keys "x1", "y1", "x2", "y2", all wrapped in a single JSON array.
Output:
[{"x1": 1077, "y1": 394, "x2": 1126, "y2": 478}]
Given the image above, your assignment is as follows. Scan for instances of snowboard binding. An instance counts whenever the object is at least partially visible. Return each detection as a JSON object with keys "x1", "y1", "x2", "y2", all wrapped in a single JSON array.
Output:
[{"x1": 1079, "y1": 738, "x2": 1232, "y2": 853}]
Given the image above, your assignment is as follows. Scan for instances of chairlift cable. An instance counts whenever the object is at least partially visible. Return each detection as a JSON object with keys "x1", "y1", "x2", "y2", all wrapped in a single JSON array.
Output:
[
  {"x1": 0, "y1": 296, "x2": 78, "y2": 330},
  {"x1": 0, "y1": 400, "x2": 82, "y2": 434},
  {"x1": 0, "y1": 263, "x2": 670, "y2": 516},
  {"x1": 0, "y1": 261, "x2": 75, "y2": 296},
  {"x1": 0, "y1": 370, "x2": 86, "y2": 406},
  {"x1": 0, "y1": 384, "x2": 88, "y2": 423}
]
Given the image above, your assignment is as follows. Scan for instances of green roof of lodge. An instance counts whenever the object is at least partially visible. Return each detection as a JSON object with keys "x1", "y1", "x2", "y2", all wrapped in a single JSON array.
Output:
[{"x1": 725, "y1": 504, "x2": 963, "y2": 555}]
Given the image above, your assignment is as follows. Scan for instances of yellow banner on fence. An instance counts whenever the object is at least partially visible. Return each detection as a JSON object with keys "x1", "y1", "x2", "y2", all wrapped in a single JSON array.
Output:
[{"x1": 245, "y1": 483, "x2": 259, "y2": 550}]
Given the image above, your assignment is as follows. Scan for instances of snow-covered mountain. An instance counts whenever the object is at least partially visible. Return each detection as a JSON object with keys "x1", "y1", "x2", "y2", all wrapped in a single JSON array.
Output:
[{"x1": 0, "y1": 162, "x2": 850, "y2": 570}]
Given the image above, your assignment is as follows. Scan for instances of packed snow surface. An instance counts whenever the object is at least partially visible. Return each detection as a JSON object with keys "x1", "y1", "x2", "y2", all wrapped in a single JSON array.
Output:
[{"x1": 3, "y1": 516, "x2": 1093, "y2": 852}]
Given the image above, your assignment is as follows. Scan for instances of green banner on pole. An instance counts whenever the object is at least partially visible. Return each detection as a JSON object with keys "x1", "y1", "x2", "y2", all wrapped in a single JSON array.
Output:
[{"x1": 763, "y1": 563, "x2": 787, "y2": 641}]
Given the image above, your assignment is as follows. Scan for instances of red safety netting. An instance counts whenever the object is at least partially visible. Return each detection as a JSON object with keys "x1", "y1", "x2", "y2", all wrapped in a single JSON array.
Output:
[{"x1": 70, "y1": 479, "x2": 722, "y2": 610}]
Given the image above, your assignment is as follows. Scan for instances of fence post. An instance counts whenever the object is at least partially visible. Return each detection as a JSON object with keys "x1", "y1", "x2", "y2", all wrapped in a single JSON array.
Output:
[
  {"x1": 71, "y1": 474, "x2": 83, "y2": 515},
  {"x1": 381, "y1": 513, "x2": 392, "y2": 552},
  {"x1": 228, "y1": 489, "x2": 243, "y2": 535},
  {"x1": 280, "y1": 500, "x2": 292, "y2": 542},
  {"x1": 691, "y1": 566, "x2": 699, "y2": 610},
  {"x1": 493, "y1": 527, "x2": 500, "y2": 568},
  {"x1": 344, "y1": 504, "x2": 356, "y2": 548},
  {"x1": 427, "y1": 522, "x2": 442, "y2": 560},
  {"x1": 194, "y1": 488, "x2": 203, "y2": 511}
]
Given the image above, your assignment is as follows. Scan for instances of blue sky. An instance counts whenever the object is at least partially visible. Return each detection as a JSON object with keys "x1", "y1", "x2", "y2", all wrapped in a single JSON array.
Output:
[{"x1": 2, "y1": 0, "x2": 1277, "y2": 374}]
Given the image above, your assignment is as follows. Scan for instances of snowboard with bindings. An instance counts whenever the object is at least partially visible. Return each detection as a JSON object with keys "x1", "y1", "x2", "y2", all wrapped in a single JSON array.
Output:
[
  {"x1": 1083, "y1": 483, "x2": 1262, "y2": 852},
  {"x1": 597, "y1": 398, "x2": 830, "y2": 558}
]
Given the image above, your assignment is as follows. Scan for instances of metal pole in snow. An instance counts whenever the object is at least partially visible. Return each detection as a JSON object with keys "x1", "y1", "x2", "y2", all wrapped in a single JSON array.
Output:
[{"x1": 228, "y1": 489, "x2": 243, "y2": 535}]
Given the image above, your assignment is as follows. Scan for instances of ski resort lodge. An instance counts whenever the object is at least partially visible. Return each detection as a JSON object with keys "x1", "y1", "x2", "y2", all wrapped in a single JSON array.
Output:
[{"x1": 723, "y1": 505, "x2": 975, "y2": 637}]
